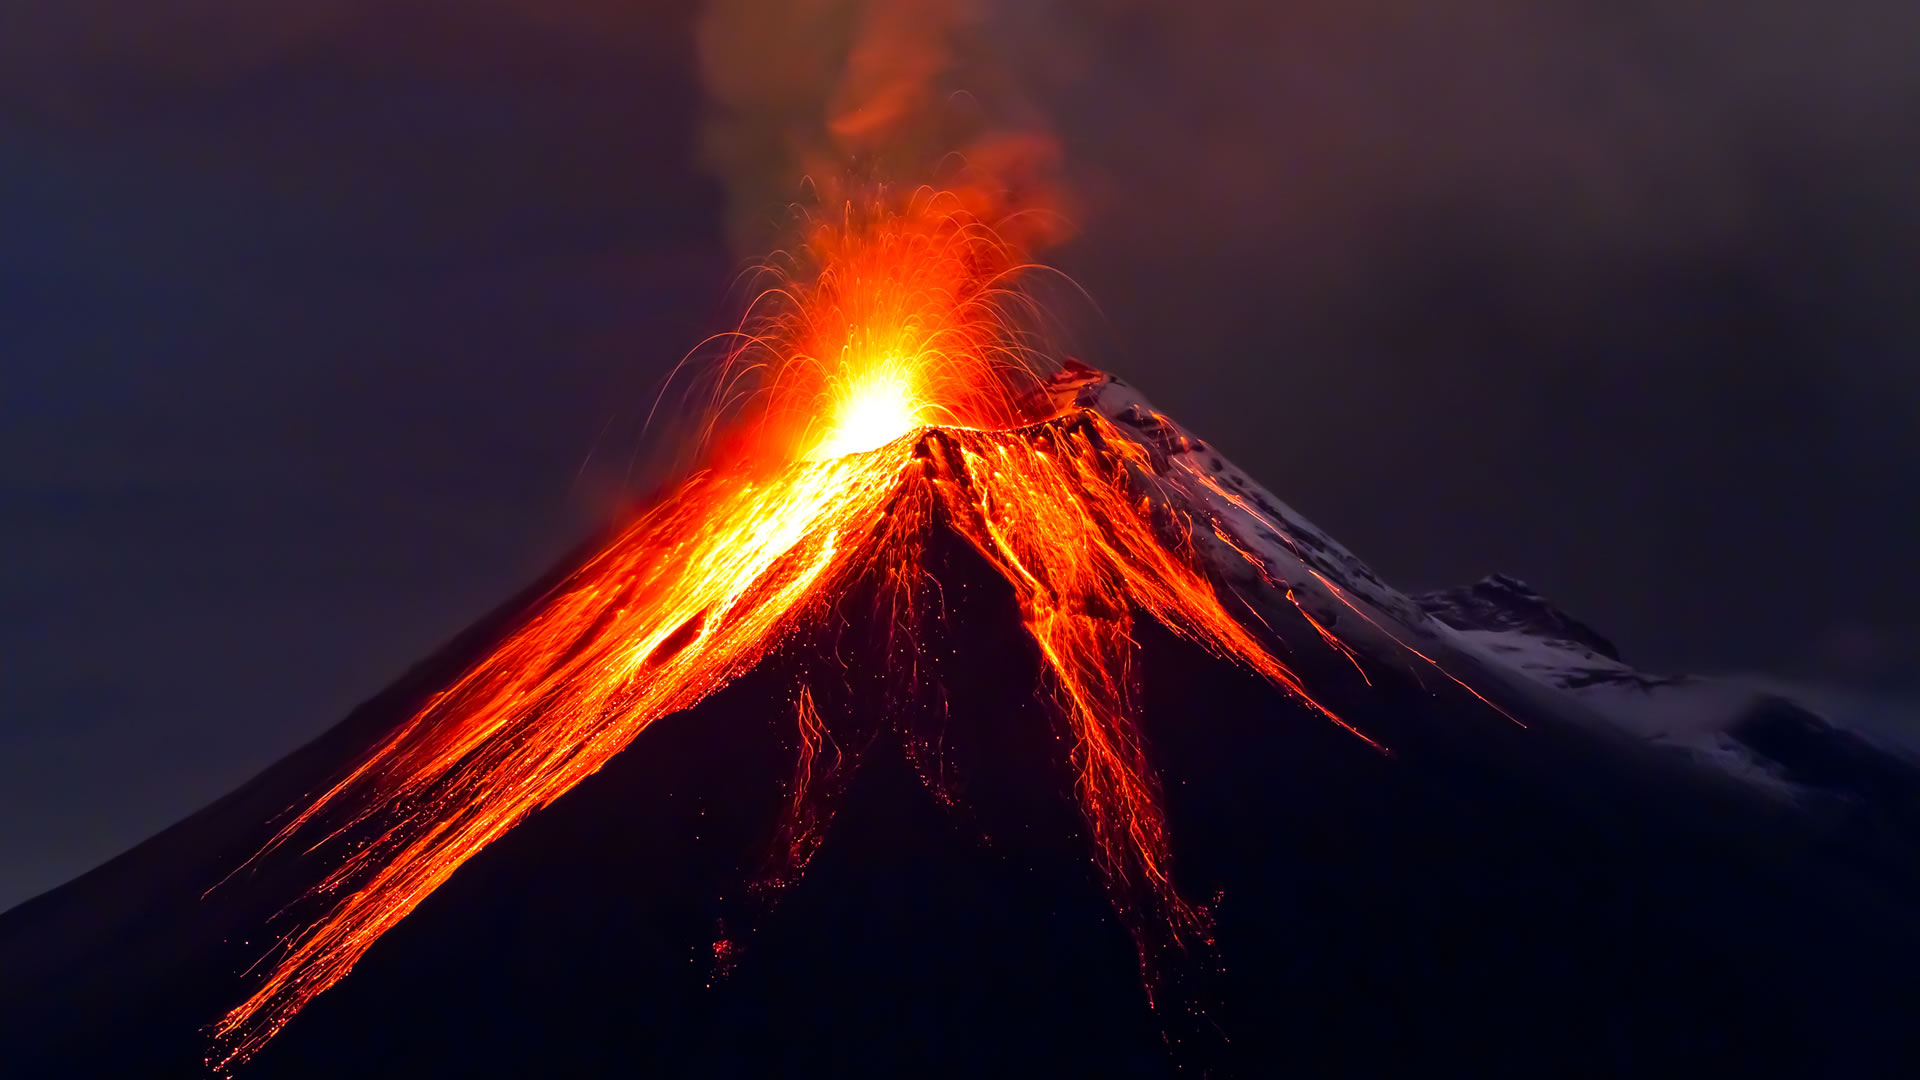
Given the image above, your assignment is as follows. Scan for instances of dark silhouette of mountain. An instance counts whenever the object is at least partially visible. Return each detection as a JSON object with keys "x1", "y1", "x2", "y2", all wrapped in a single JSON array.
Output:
[{"x1": 5, "y1": 379, "x2": 1918, "y2": 1078}]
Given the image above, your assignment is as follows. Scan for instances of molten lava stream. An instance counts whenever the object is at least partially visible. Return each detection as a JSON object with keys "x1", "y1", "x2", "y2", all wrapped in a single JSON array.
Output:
[{"x1": 210, "y1": 443, "x2": 919, "y2": 1068}]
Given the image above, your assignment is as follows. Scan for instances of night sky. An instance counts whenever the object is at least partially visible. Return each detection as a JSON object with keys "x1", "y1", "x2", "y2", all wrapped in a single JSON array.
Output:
[{"x1": 5, "y1": 1, "x2": 1917, "y2": 910}]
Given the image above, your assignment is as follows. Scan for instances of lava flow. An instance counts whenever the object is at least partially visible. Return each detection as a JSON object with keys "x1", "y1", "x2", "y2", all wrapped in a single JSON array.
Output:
[{"x1": 209, "y1": 190, "x2": 1382, "y2": 1071}]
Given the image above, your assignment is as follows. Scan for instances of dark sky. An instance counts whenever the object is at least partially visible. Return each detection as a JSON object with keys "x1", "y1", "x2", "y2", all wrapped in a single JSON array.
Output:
[{"x1": 4, "y1": 0, "x2": 1916, "y2": 909}]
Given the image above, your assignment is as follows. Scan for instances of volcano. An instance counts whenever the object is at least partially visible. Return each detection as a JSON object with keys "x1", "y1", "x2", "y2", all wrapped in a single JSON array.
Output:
[
  {"x1": 5, "y1": 188, "x2": 1919, "y2": 1076},
  {"x1": 6, "y1": 363, "x2": 1918, "y2": 1077}
]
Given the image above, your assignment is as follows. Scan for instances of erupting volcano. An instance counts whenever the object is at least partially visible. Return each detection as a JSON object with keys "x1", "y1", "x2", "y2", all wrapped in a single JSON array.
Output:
[
  {"x1": 7, "y1": 190, "x2": 1918, "y2": 1080},
  {"x1": 207, "y1": 190, "x2": 1424, "y2": 1069}
]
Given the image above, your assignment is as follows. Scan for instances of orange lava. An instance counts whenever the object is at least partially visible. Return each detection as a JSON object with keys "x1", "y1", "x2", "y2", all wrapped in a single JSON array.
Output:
[
  {"x1": 210, "y1": 191, "x2": 1378, "y2": 1071},
  {"x1": 760, "y1": 684, "x2": 843, "y2": 895}
]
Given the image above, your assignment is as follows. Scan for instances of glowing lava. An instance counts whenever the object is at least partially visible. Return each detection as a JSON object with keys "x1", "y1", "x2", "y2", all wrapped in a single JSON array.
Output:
[
  {"x1": 812, "y1": 368, "x2": 917, "y2": 457},
  {"x1": 209, "y1": 190, "x2": 1385, "y2": 1071}
]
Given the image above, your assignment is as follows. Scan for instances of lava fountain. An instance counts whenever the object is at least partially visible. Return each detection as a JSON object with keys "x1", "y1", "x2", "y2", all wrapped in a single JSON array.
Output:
[{"x1": 208, "y1": 189, "x2": 1385, "y2": 1071}]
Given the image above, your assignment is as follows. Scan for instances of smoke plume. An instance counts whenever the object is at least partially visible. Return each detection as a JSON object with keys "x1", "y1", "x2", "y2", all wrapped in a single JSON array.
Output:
[{"x1": 695, "y1": 0, "x2": 1067, "y2": 253}]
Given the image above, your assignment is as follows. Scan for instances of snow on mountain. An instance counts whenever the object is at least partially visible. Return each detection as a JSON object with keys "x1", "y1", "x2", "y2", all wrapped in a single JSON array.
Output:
[
  {"x1": 1055, "y1": 363, "x2": 1919, "y2": 813},
  {"x1": 1414, "y1": 575, "x2": 1920, "y2": 828},
  {"x1": 1052, "y1": 363, "x2": 1436, "y2": 637}
]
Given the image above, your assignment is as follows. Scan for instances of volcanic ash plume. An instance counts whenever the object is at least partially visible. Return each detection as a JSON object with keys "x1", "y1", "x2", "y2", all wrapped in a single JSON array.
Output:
[{"x1": 694, "y1": 0, "x2": 1067, "y2": 253}]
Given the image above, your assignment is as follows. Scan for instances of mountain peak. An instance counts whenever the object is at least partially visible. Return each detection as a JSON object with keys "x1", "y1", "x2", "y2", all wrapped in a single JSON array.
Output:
[{"x1": 1415, "y1": 573, "x2": 1624, "y2": 663}]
